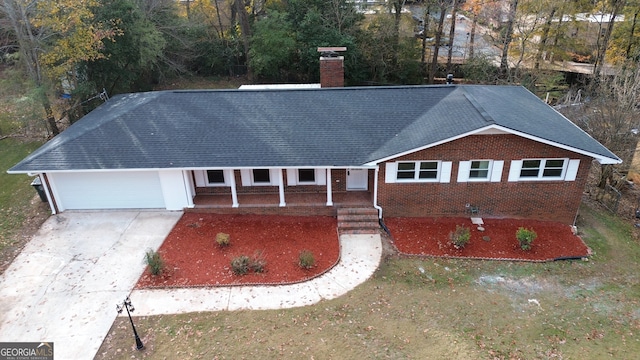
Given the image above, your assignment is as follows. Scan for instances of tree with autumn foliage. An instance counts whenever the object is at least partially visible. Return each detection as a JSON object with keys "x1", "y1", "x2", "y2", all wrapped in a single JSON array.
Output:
[
  {"x1": 607, "y1": 0, "x2": 640, "y2": 63},
  {"x1": 0, "y1": 0, "x2": 118, "y2": 136},
  {"x1": 35, "y1": 0, "x2": 119, "y2": 82}
]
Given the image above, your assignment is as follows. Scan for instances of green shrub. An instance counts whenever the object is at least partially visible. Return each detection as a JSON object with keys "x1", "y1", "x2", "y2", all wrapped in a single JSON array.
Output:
[
  {"x1": 216, "y1": 232, "x2": 230, "y2": 247},
  {"x1": 449, "y1": 225, "x2": 471, "y2": 249},
  {"x1": 145, "y1": 249, "x2": 165, "y2": 276},
  {"x1": 298, "y1": 250, "x2": 315, "y2": 269},
  {"x1": 516, "y1": 227, "x2": 537, "y2": 250},
  {"x1": 231, "y1": 255, "x2": 250, "y2": 275},
  {"x1": 249, "y1": 250, "x2": 267, "y2": 273}
]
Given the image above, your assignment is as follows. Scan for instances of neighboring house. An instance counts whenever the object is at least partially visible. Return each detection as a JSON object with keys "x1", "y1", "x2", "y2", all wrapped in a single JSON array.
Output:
[{"x1": 8, "y1": 54, "x2": 620, "y2": 225}]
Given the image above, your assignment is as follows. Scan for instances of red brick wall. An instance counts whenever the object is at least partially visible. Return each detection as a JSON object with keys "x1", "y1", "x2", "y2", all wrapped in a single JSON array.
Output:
[
  {"x1": 319, "y1": 57, "x2": 344, "y2": 88},
  {"x1": 377, "y1": 134, "x2": 593, "y2": 224}
]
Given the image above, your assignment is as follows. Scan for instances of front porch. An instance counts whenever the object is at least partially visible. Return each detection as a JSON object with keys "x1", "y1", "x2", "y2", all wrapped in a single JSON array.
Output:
[
  {"x1": 188, "y1": 167, "x2": 376, "y2": 216},
  {"x1": 191, "y1": 191, "x2": 373, "y2": 216}
]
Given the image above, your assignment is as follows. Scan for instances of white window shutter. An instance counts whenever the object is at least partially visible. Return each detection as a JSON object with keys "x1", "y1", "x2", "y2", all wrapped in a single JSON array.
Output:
[
  {"x1": 457, "y1": 161, "x2": 471, "y2": 182},
  {"x1": 286, "y1": 169, "x2": 297, "y2": 186},
  {"x1": 565, "y1": 159, "x2": 580, "y2": 181},
  {"x1": 240, "y1": 169, "x2": 251, "y2": 186},
  {"x1": 317, "y1": 169, "x2": 327, "y2": 185},
  {"x1": 440, "y1": 161, "x2": 452, "y2": 183},
  {"x1": 194, "y1": 170, "x2": 207, "y2": 187},
  {"x1": 490, "y1": 161, "x2": 504, "y2": 182},
  {"x1": 508, "y1": 160, "x2": 522, "y2": 182},
  {"x1": 385, "y1": 162, "x2": 397, "y2": 183}
]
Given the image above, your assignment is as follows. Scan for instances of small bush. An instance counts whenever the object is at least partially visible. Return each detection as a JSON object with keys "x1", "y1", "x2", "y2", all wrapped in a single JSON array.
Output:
[
  {"x1": 145, "y1": 249, "x2": 165, "y2": 276},
  {"x1": 298, "y1": 250, "x2": 315, "y2": 269},
  {"x1": 216, "y1": 232, "x2": 230, "y2": 247},
  {"x1": 449, "y1": 225, "x2": 471, "y2": 249},
  {"x1": 231, "y1": 255, "x2": 250, "y2": 275},
  {"x1": 516, "y1": 227, "x2": 537, "y2": 250},
  {"x1": 249, "y1": 250, "x2": 267, "y2": 273}
]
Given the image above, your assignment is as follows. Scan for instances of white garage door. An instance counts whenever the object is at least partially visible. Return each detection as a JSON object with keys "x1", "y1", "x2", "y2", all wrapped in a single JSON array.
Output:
[{"x1": 50, "y1": 171, "x2": 165, "y2": 211}]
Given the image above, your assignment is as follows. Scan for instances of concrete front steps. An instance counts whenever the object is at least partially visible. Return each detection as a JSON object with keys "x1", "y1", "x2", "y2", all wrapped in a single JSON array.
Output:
[{"x1": 337, "y1": 208, "x2": 380, "y2": 234}]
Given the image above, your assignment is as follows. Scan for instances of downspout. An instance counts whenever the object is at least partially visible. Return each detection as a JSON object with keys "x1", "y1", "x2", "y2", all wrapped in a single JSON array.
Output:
[
  {"x1": 373, "y1": 166, "x2": 383, "y2": 219},
  {"x1": 373, "y1": 166, "x2": 391, "y2": 235},
  {"x1": 33, "y1": 173, "x2": 57, "y2": 215},
  {"x1": 571, "y1": 207, "x2": 579, "y2": 236},
  {"x1": 43, "y1": 173, "x2": 59, "y2": 214}
]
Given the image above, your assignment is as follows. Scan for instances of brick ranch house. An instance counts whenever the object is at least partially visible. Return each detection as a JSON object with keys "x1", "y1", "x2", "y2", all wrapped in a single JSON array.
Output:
[{"x1": 8, "y1": 82, "x2": 619, "y2": 226}]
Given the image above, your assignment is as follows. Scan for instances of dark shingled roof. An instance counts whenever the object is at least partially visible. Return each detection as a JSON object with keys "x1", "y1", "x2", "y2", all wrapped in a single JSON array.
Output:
[{"x1": 9, "y1": 85, "x2": 620, "y2": 173}]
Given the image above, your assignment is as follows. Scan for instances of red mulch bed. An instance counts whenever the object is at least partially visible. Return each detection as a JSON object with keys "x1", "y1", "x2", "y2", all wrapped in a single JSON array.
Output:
[
  {"x1": 135, "y1": 213, "x2": 340, "y2": 289},
  {"x1": 386, "y1": 217, "x2": 590, "y2": 261},
  {"x1": 136, "y1": 214, "x2": 591, "y2": 289}
]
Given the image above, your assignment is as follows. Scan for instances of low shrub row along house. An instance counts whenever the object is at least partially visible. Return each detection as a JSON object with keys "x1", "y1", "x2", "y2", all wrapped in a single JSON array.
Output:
[{"x1": 9, "y1": 83, "x2": 620, "y2": 225}]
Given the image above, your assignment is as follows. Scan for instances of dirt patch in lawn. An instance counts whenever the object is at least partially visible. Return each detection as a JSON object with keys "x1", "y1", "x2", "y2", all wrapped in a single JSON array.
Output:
[
  {"x1": 135, "y1": 213, "x2": 340, "y2": 288},
  {"x1": 386, "y1": 217, "x2": 590, "y2": 261}
]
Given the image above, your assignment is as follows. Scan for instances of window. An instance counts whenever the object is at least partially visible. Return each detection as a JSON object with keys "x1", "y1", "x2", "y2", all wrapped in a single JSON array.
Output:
[
  {"x1": 298, "y1": 169, "x2": 315, "y2": 183},
  {"x1": 241, "y1": 168, "x2": 282, "y2": 186},
  {"x1": 286, "y1": 168, "x2": 326, "y2": 186},
  {"x1": 469, "y1": 160, "x2": 490, "y2": 179},
  {"x1": 520, "y1": 159, "x2": 566, "y2": 179},
  {"x1": 252, "y1": 169, "x2": 271, "y2": 183},
  {"x1": 206, "y1": 170, "x2": 225, "y2": 184},
  {"x1": 396, "y1": 161, "x2": 439, "y2": 181},
  {"x1": 520, "y1": 159, "x2": 541, "y2": 177},
  {"x1": 543, "y1": 159, "x2": 565, "y2": 177},
  {"x1": 457, "y1": 160, "x2": 502, "y2": 183},
  {"x1": 194, "y1": 169, "x2": 229, "y2": 187}
]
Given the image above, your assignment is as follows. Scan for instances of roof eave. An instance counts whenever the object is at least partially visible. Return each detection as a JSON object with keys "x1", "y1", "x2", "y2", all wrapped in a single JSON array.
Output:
[
  {"x1": 488, "y1": 124, "x2": 622, "y2": 165},
  {"x1": 365, "y1": 124, "x2": 622, "y2": 166},
  {"x1": 7, "y1": 164, "x2": 377, "y2": 174}
]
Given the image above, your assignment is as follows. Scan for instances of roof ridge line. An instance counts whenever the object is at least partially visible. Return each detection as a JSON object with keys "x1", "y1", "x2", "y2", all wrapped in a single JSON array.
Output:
[{"x1": 461, "y1": 88, "x2": 496, "y2": 124}]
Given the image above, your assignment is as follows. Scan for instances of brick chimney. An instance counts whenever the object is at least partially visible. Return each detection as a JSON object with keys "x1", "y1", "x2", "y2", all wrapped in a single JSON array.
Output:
[{"x1": 317, "y1": 47, "x2": 346, "y2": 88}]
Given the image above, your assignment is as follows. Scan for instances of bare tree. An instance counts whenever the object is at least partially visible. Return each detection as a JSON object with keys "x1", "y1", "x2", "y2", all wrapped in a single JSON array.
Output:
[
  {"x1": 500, "y1": 0, "x2": 519, "y2": 74},
  {"x1": 446, "y1": 0, "x2": 459, "y2": 73},
  {"x1": 387, "y1": 0, "x2": 406, "y2": 69},
  {"x1": 0, "y1": 0, "x2": 59, "y2": 135},
  {"x1": 512, "y1": 0, "x2": 545, "y2": 72},
  {"x1": 232, "y1": 0, "x2": 252, "y2": 80},
  {"x1": 428, "y1": 0, "x2": 450, "y2": 83},
  {"x1": 559, "y1": 63, "x2": 640, "y2": 188},
  {"x1": 625, "y1": 10, "x2": 638, "y2": 58},
  {"x1": 593, "y1": 0, "x2": 627, "y2": 77},
  {"x1": 534, "y1": 2, "x2": 558, "y2": 69},
  {"x1": 421, "y1": 3, "x2": 433, "y2": 72},
  {"x1": 462, "y1": 0, "x2": 483, "y2": 59}
]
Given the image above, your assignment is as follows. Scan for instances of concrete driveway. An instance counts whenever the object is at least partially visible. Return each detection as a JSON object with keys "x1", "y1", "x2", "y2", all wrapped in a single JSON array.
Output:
[{"x1": 0, "y1": 211, "x2": 181, "y2": 360}]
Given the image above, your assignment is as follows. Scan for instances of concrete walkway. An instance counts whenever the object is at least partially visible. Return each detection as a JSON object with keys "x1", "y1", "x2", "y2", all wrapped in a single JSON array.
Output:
[
  {"x1": 130, "y1": 233, "x2": 382, "y2": 315},
  {"x1": 0, "y1": 211, "x2": 182, "y2": 360},
  {"x1": 0, "y1": 211, "x2": 382, "y2": 360}
]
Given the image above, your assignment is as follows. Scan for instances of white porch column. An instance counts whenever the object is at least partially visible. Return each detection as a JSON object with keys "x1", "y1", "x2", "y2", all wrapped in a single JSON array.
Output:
[
  {"x1": 326, "y1": 168, "x2": 333, "y2": 206},
  {"x1": 229, "y1": 169, "x2": 239, "y2": 208},
  {"x1": 278, "y1": 169, "x2": 286, "y2": 207}
]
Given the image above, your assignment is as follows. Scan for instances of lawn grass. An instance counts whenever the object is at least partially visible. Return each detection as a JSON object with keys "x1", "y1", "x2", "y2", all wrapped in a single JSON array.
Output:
[
  {"x1": 0, "y1": 139, "x2": 43, "y2": 251},
  {"x1": 96, "y1": 203, "x2": 640, "y2": 359}
]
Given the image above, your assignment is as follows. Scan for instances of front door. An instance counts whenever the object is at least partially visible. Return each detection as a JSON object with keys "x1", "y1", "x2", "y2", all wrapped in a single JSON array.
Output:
[{"x1": 346, "y1": 168, "x2": 368, "y2": 190}]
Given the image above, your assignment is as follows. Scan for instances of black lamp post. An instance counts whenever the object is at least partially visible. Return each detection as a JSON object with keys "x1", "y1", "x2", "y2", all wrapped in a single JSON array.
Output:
[{"x1": 116, "y1": 297, "x2": 144, "y2": 350}]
